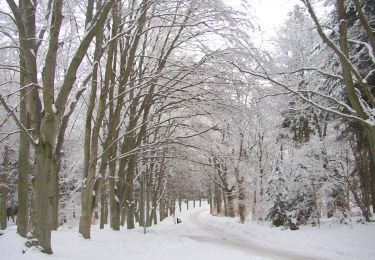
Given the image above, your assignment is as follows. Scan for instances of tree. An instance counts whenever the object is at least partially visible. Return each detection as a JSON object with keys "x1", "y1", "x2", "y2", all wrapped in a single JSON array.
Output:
[
  {"x1": 1, "y1": 0, "x2": 115, "y2": 253},
  {"x1": 224, "y1": 0, "x2": 375, "y2": 221},
  {"x1": 302, "y1": 0, "x2": 375, "y2": 218},
  {"x1": 0, "y1": 146, "x2": 10, "y2": 230}
]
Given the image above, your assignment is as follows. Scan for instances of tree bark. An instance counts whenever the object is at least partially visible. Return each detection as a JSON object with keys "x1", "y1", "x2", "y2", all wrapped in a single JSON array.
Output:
[
  {"x1": 370, "y1": 155, "x2": 375, "y2": 213},
  {"x1": 238, "y1": 178, "x2": 246, "y2": 223},
  {"x1": 32, "y1": 137, "x2": 55, "y2": 254},
  {"x1": 215, "y1": 185, "x2": 222, "y2": 214},
  {"x1": 17, "y1": 56, "x2": 30, "y2": 237},
  {"x1": 0, "y1": 146, "x2": 9, "y2": 230},
  {"x1": 146, "y1": 182, "x2": 151, "y2": 227},
  {"x1": 139, "y1": 172, "x2": 145, "y2": 227},
  {"x1": 226, "y1": 190, "x2": 236, "y2": 218}
]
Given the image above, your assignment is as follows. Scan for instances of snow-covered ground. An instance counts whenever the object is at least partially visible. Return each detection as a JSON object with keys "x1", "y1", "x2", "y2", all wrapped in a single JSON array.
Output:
[{"x1": 1, "y1": 203, "x2": 374, "y2": 260}]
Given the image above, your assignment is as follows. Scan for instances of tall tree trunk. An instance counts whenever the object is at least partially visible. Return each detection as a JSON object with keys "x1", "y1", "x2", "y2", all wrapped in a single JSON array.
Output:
[
  {"x1": 215, "y1": 185, "x2": 222, "y2": 214},
  {"x1": 226, "y1": 190, "x2": 236, "y2": 218},
  {"x1": 366, "y1": 126, "x2": 375, "y2": 211},
  {"x1": 32, "y1": 137, "x2": 55, "y2": 254},
  {"x1": 125, "y1": 154, "x2": 136, "y2": 229},
  {"x1": 159, "y1": 200, "x2": 165, "y2": 222},
  {"x1": 17, "y1": 59, "x2": 30, "y2": 236},
  {"x1": 146, "y1": 183, "x2": 151, "y2": 227},
  {"x1": 49, "y1": 158, "x2": 59, "y2": 230},
  {"x1": 16, "y1": 0, "x2": 39, "y2": 238},
  {"x1": 223, "y1": 190, "x2": 228, "y2": 216},
  {"x1": 0, "y1": 146, "x2": 9, "y2": 230},
  {"x1": 109, "y1": 146, "x2": 120, "y2": 230},
  {"x1": 238, "y1": 179, "x2": 246, "y2": 223},
  {"x1": 370, "y1": 155, "x2": 375, "y2": 213},
  {"x1": 98, "y1": 0, "x2": 120, "y2": 229},
  {"x1": 79, "y1": 0, "x2": 109, "y2": 238},
  {"x1": 99, "y1": 184, "x2": 107, "y2": 229},
  {"x1": 139, "y1": 172, "x2": 145, "y2": 227},
  {"x1": 208, "y1": 186, "x2": 213, "y2": 214},
  {"x1": 151, "y1": 192, "x2": 157, "y2": 225}
]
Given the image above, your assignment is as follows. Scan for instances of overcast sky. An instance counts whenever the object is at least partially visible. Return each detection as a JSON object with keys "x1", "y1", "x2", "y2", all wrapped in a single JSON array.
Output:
[{"x1": 224, "y1": 0, "x2": 300, "y2": 34}]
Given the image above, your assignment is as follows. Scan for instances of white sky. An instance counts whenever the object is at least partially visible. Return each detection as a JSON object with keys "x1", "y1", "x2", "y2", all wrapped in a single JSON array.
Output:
[
  {"x1": 252, "y1": 0, "x2": 300, "y2": 32},
  {"x1": 223, "y1": 0, "x2": 300, "y2": 37}
]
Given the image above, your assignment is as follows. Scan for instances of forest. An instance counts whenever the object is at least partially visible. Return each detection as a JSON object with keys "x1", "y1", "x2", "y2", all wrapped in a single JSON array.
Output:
[{"x1": 0, "y1": 0, "x2": 374, "y2": 257}]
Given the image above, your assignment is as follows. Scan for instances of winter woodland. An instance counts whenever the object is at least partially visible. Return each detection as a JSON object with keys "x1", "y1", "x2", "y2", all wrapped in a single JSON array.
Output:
[{"x1": 0, "y1": 0, "x2": 374, "y2": 257}]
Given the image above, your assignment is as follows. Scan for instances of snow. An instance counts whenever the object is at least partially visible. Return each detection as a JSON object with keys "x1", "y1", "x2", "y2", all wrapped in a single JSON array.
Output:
[
  {"x1": 52, "y1": 104, "x2": 57, "y2": 114},
  {"x1": 1, "y1": 203, "x2": 374, "y2": 260},
  {"x1": 196, "y1": 212, "x2": 375, "y2": 260},
  {"x1": 29, "y1": 48, "x2": 36, "y2": 57}
]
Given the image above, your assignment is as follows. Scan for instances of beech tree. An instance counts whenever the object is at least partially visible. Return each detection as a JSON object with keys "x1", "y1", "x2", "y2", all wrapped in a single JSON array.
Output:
[{"x1": 1, "y1": 0, "x2": 115, "y2": 253}]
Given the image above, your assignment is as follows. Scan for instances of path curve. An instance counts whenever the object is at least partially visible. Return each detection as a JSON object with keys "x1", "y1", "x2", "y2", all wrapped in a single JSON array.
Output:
[{"x1": 180, "y1": 208, "x2": 329, "y2": 260}]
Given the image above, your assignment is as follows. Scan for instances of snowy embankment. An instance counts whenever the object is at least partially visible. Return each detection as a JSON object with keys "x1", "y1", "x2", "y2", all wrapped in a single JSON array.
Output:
[{"x1": 1, "y1": 203, "x2": 374, "y2": 260}]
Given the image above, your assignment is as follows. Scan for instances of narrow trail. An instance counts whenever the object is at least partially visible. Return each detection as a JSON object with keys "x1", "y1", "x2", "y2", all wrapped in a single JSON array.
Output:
[{"x1": 177, "y1": 208, "x2": 329, "y2": 260}]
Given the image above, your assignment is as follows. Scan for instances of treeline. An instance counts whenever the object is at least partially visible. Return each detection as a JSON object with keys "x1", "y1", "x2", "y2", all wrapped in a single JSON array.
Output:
[{"x1": 0, "y1": 0, "x2": 242, "y2": 254}]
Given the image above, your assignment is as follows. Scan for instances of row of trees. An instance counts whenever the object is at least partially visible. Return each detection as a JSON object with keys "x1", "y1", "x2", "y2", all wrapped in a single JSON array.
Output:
[
  {"x1": 0, "y1": 0, "x2": 374, "y2": 254},
  {"x1": 0, "y1": 0, "x2": 249, "y2": 254}
]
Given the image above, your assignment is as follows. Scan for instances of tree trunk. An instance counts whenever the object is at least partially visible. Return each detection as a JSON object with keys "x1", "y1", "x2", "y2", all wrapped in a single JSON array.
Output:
[
  {"x1": 366, "y1": 126, "x2": 375, "y2": 213},
  {"x1": 214, "y1": 185, "x2": 222, "y2": 214},
  {"x1": 99, "y1": 184, "x2": 107, "y2": 229},
  {"x1": 146, "y1": 186, "x2": 151, "y2": 227},
  {"x1": 109, "y1": 144, "x2": 120, "y2": 230},
  {"x1": 151, "y1": 193, "x2": 157, "y2": 225},
  {"x1": 358, "y1": 157, "x2": 372, "y2": 221},
  {"x1": 79, "y1": 163, "x2": 97, "y2": 238},
  {"x1": 17, "y1": 56, "x2": 30, "y2": 237},
  {"x1": 170, "y1": 201, "x2": 175, "y2": 216},
  {"x1": 32, "y1": 141, "x2": 54, "y2": 254},
  {"x1": 178, "y1": 198, "x2": 182, "y2": 212},
  {"x1": 223, "y1": 190, "x2": 228, "y2": 216},
  {"x1": 159, "y1": 200, "x2": 165, "y2": 222},
  {"x1": 49, "y1": 157, "x2": 59, "y2": 230},
  {"x1": 226, "y1": 190, "x2": 236, "y2": 218},
  {"x1": 125, "y1": 155, "x2": 136, "y2": 229},
  {"x1": 0, "y1": 146, "x2": 9, "y2": 230},
  {"x1": 370, "y1": 155, "x2": 375, "y2": 213},
  {"x1": 139, "y1": 173, "x2": 145, "y2": 227},
  {"x1": 79, "y1": 0, "x2": 105, "y2": 237},
  {"x1": 238, "y1": 180, "x2": 246, "y2": 223}
]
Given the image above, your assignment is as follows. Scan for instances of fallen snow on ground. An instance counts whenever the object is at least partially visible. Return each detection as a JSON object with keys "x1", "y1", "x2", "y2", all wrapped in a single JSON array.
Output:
[
  {"x1": 197, "y1": 210, "x2": 375, "y2": 260},
  {"x1": 1, "y1": 203, "x2": 374, "y2": 260}
]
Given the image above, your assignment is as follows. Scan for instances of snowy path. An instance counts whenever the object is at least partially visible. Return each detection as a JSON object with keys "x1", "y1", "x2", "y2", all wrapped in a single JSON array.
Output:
[
  {"x1": 170, "y1": 208, "x2": 325, "y2": 260},
  {"x1": 1, "y1": 204, "x2": 374, "y2": 260}
]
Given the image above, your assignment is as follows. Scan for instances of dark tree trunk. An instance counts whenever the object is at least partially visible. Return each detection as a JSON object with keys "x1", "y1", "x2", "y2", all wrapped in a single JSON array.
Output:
[
  {"x1": 226, "y1": 190, "x2": 236, "y2": 218},
  {"x1": 370, "y1": 156, "x2": 375, "y2": 213},
  {"x1": 215, "y1": 185, "x2": 222, "y2": 214},
  {"x1": 0, "y1": 146, "x2": 9, "y2": 230}
]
